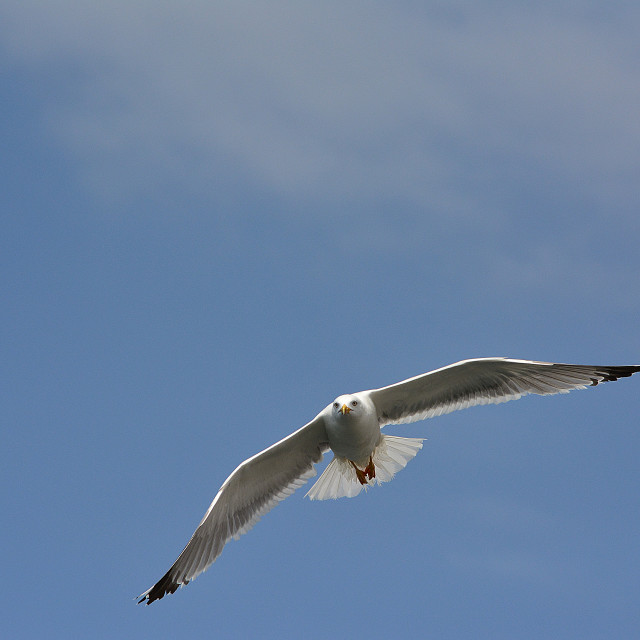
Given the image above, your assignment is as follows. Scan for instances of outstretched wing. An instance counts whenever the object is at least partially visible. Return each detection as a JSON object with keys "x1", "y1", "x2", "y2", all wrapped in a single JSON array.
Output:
[
  {"x1": 138, "y1": 416, "x2": 329, "y2": 604},
  {"x1": 367, "y1": 358, "x2": 640, "y2": 427}
]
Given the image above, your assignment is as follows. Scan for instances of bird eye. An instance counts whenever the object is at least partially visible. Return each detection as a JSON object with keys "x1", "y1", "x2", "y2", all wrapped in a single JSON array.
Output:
[
  {"x1": 351, "y1": 400, "x2": 358, "y2": 406},
  {"x1": 333, "y1": 402, "x2": 339, "y2": 408}
]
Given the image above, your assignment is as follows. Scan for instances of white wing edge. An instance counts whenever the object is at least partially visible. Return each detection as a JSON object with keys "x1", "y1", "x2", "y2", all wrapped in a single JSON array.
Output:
[
  {"x1": 368, "y1": 358, "x2": 640, "y2": 426},
  {"x1": 138, "y1": 415, "x2": 329, "y2": 604}
]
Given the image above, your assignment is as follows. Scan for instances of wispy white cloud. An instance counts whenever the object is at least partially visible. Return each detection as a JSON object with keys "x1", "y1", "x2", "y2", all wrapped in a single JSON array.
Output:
[
  {"x1": 3, "y1": 1, "x2": 638, "y2": 221},
  {"x1": 3, "y1": 0, "x2": 639, "y2": 313}
]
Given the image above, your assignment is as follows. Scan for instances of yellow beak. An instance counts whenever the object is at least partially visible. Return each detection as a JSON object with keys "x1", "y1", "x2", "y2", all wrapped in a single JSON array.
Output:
[{"x1": 340, "y1": 404, "x2": 352, "y2": 415}]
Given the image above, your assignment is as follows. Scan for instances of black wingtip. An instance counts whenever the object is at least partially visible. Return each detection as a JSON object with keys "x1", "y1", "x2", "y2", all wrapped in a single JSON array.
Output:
[
  {"x1": 137, "y1": 571, "x2": 184, "y2": 605},
  {"x1": 136, "y1": 587, "x2": 167, "y2": 605},
  {"x1": 136, "y1": 588, "x2": 157, "y2": 605},
  {"x1": 602, "y1": 365, "x2": 640, "y2": 381},
  {"x1": 591, "y1": 365, "x2": 640, "y2": 387},
  {"x1": 587, "y1": 365, "x2": 640, "y2": 386}
]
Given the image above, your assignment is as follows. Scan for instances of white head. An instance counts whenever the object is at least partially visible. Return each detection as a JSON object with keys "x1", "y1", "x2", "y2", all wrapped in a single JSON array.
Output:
[{"x1": 332, "y1": 393, "x2": 361, "y2": 417}]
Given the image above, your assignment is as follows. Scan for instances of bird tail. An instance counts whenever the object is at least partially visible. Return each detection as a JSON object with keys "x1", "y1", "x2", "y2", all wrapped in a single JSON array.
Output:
[{"x1": 305, "y1": 435, "x2": 424, "y2": 500}]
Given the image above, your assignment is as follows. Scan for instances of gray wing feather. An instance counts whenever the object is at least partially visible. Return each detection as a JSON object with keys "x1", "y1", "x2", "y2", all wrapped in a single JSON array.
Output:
[
  {"x1": 138, "y1": 416, "x2": 329, "y2": 604},
  {"x1": 368, "y1": 358, "x2": 640, "y2": 426}
]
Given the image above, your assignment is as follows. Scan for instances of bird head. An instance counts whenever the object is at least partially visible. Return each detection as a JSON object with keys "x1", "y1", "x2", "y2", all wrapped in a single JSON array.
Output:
[{"x1": 333, "y1": 395, "x2": 360, "y2": 416}]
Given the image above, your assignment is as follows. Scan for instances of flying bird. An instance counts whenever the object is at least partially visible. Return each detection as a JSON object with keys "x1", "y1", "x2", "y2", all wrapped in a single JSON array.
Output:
[{"x1": 138, "y1": 358, "x2": 639, "y2": 604}]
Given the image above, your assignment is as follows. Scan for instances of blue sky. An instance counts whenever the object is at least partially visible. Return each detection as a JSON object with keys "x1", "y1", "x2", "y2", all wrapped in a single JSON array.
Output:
[{"x1": 2, "y1": 2, "x2": 639, "y2": 638}]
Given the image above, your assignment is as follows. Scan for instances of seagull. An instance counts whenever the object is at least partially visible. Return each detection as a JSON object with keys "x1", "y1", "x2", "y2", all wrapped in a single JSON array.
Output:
[{"x1": 138, "y1": 358, "x2": 639, "y2": 604}]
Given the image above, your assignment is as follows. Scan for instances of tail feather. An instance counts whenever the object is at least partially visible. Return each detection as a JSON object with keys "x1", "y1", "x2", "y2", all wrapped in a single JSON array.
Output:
[{"x1": 306, "y1": 434, "x2": 424, "y2": 500}]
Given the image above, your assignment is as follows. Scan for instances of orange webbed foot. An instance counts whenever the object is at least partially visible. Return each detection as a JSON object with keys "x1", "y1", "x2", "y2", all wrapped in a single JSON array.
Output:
[{"x1": 350, "y1": 456, "x2": 376, "y2": 485}]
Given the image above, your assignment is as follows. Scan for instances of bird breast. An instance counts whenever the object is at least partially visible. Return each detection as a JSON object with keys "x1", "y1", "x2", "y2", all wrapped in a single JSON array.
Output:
[{"x1": 325, "y1": 408, "x2": 382, "y2": 464}]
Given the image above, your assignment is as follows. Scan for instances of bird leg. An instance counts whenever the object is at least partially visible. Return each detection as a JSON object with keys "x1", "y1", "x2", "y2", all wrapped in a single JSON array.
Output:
[
  {"x1": 363, "y1": 455, "x2": 376, "y2": 480},
  {"x1": 350, "y1": 456, "x2": 376, "y2": 485}
]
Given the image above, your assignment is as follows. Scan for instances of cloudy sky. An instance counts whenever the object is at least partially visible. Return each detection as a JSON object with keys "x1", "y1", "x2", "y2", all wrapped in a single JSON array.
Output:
[{"x1": 2, "y1": 2, "x2": 639, "y2": 638}]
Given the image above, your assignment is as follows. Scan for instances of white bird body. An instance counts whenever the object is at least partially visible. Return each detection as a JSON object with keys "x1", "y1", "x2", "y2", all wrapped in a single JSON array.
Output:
[
  {"x1": 323, "y1": 393, "x2": 381, "y2": 463},
  {"x1": 138, "y1": 357, "x2": 639, "y2": 604}
]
